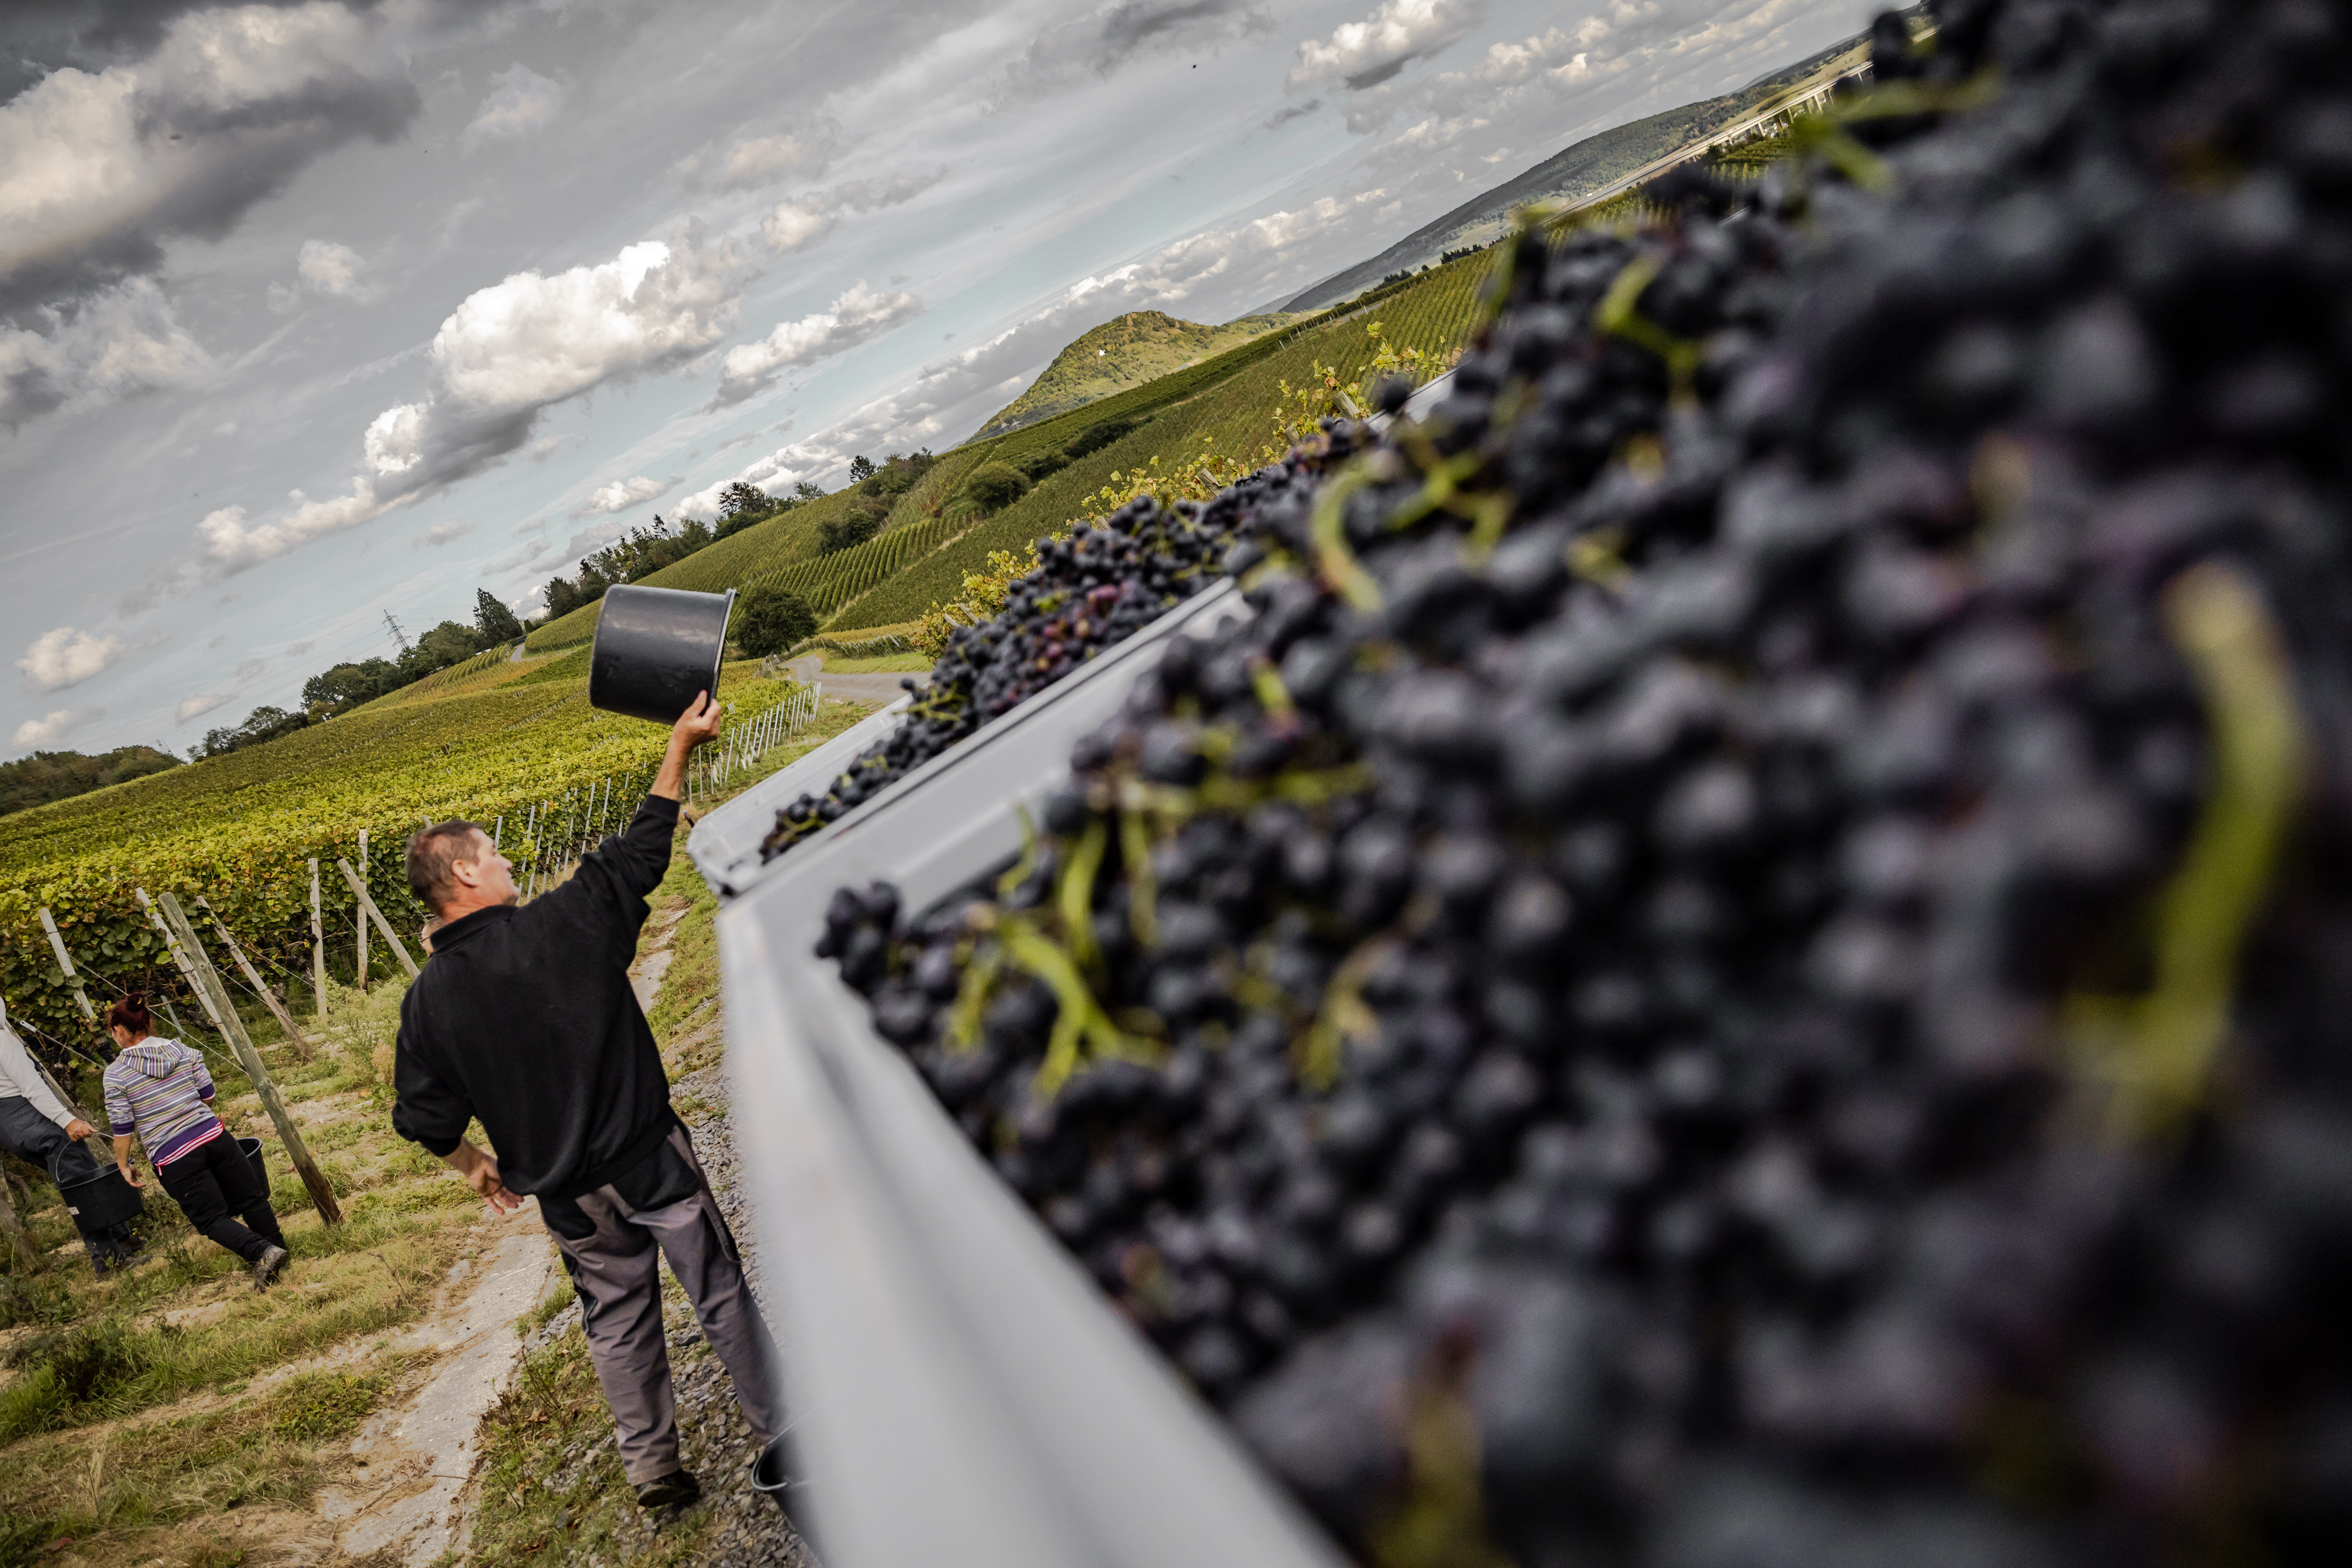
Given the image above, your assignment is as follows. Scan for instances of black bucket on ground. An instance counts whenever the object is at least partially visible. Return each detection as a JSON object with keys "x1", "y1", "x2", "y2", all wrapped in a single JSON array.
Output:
[
  {"x1": 589, "y1": 586, "x2": 737, "y2": 725},
  {"x1": 236, "y1": 1135, "x2": 268, "y2": 1193},
  {"x1": 750, "y1": 1431, "x2": 795, "y2": 1519},
  {"x1": 51, "y1": 1144, "x2": 142, "y2": 1230}
]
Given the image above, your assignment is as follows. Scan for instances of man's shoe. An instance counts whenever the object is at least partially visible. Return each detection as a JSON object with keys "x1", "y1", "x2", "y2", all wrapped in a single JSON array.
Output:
[
  {"x1": 635, "y1": 1470, "x2": 701, "y2": 1510},
  {"x1": 252, "y1": 1244, "x2": 290, "y2": 1289}
]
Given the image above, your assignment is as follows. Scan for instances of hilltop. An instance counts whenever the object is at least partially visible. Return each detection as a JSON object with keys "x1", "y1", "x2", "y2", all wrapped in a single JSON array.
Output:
[
  {"x1": 969, "y1": 309, "x2": 1295, "y2": 441},
  {"x1": 1271, "y1": 11, "x2": 1916, "y2": 313}
]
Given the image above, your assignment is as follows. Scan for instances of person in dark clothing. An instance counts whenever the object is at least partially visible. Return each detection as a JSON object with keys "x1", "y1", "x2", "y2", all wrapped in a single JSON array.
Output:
[
  {"x1": 0, "y1": 996, "x2": 138, "y2": 1275},
  {"x1": 392, "y1": 692, "x2": 781, "y2": 1511}
]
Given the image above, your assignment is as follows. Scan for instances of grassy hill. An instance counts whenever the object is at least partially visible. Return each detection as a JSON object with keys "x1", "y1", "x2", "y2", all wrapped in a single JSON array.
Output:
[
  {"x1": 969, "y1": 310, "x2": 1295, "y2": 441},
  {"x1": 1272, "y1": 12, "x2": 1913, "y2": 312}
]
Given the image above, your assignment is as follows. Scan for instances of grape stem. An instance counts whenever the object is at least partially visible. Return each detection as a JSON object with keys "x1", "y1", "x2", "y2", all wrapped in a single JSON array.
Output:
[{"x1": 2063, "y1": 562, "x2": 2305, "y2": 1141}]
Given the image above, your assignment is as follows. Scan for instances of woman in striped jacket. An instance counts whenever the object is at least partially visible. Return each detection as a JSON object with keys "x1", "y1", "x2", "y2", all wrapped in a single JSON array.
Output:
[{"x1": 102, "y1": 995, "x2": 289, "y2": 1288}]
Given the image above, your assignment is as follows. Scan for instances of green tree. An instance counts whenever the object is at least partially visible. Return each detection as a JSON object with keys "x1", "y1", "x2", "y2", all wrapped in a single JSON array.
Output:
[
  {"x1": 200, "y1": 706, "x2": 307, "y2": 759},
  {"x1": 734, "y1": 585, "x2": 818, "y2": 657},
  {"x1": 474, "y1": 589, "x2": 524, "y2": 644},
  {"x1": 793, "y1": 480, "x2": 825, "y2": 501},
  {"x1": 961, "y1": 461, "x2": 1031, "y2": 513},
  {"x1": 847, "y1": 455, "x2": 878, "y2": 483},
  {"x1": 302, "y1": 658, "x2": 399, "y2": 715},
  {"x1": 719, "y1": 480, "x2": 769, "y2": 519},
  {"x1": 397, "y1": 620, "x2": 485, "y2": 682}
]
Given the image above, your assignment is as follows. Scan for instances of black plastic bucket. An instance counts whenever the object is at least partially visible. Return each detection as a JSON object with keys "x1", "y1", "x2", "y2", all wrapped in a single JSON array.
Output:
[
  {"x1": 57, "y1": 1165, "x2": 142, "y2": 1230},
  {"x1": 236, "y1": 1135, "x2": 268, "y2": 1194},
  {"x1": 750, "y1": 1430, "x2": 795, "y2": 1519},
  {"x1": 589, "y1": 586, "x2": 737, "y2": 725}
]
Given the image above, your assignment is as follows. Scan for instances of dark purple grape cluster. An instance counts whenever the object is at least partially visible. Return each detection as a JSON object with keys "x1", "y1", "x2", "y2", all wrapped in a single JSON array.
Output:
[
  {"x1": 762, "y1": 482, "x2": 1309, "y2": 859},
  {"x1": 820, "y1": 1, "x2": 2352, "y2": 1562}
]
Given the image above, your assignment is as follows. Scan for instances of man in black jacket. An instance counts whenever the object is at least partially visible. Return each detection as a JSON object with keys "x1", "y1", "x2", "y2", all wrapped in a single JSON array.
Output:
[{"x1": 392, "y1": 692, "x2": 779, "y2": 1511}]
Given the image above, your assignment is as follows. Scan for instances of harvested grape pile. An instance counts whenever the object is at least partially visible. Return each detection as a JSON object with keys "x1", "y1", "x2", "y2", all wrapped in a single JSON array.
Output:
[
  {"x1": 823, "y1": 1, "x2": 2352, "y2": 1562},
  {"x1": 760, "y1": 487, "x2": 1290, "y2": 859}
]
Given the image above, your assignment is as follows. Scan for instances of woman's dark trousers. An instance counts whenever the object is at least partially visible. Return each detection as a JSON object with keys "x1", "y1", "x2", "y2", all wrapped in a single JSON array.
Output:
[{"x1": 157, "y1": 1137, "x2": 286, "y2": 1262}]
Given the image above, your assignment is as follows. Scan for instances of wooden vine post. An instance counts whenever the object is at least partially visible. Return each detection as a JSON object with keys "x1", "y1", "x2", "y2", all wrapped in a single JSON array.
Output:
[
  {"x1": 136, "y1": 890, "x2": 231, "y2": 1038},
  {"x1": 152, "y1": 893, "x2": 343, "y2": 1226},
  {"x1": 36, "y1": 907, "x2": 100, "y2": 1033},
  {"x1": 309, "y1": 859, "x2": 327, "y2": 1019},
  {"x1": 195, "y1": 896, "x2": 315, "y2": 1062},
  {"x1": 32, "y1": 907, "x2": 100, "y2": 1122},
  {"x1": 356, "y1": 829, "x2": 370, "y2": 994},
  {"x1": 334, "y1": 860, "x2": 421, "y2": 980}
]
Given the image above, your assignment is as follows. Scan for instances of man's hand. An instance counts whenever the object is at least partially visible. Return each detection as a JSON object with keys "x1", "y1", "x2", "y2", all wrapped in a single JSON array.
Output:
[
  {"x1": 652, "y1": 691, "x2": 724, "y2": 801},
  {"x1": 675, "y1": 689, "x2": 724, "y2": 748},
  {"x1": 443, "y1": 1138, "x2": 524, "y2": 1214},
  {"x1": 64, "y1": 1117, "x2": 95, "y2": 1141}
]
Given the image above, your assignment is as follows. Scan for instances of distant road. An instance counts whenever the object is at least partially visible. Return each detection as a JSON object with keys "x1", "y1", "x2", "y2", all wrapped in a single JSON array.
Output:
[
  {"x1": 1545, "y1": 65, "x2": 1870, "y2": 221},
  {"x1": 784, "y1": 653, "x2": 927, "y2": 707}
]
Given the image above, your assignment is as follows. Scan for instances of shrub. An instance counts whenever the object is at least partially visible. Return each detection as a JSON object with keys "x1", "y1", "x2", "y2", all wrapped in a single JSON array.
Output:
[
  {"x1": 817, "y1": 500, "x2": 884, "y2": 555},
  {"x1": 735, "y1": 585, "x2": 819, "y2": 657},
  {"x1": 961, "y1": 461, "x2": 1031, "y2": 514}
]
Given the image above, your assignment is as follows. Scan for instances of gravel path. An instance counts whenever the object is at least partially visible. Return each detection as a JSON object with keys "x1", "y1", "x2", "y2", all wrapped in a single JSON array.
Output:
[{"x1": 783, "y1": 653, "x2": 927, "y2": 708}]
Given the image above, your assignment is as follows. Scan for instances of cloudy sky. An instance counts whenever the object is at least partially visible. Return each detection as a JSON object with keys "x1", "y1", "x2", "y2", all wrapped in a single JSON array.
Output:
[{"x1": 1, "y1": 0, "x2": 1877, "y2": 759}]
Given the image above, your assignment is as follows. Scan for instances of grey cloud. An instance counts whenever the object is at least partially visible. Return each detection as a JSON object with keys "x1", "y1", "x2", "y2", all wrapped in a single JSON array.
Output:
[
  {"x1": 0, "y1": 0, "x2": 318, "y2": 93},
  {"x1": 0, "y1": 3, "x2": 424, "y2": 316},
  {"x1": 462, "y1": 62, "x2": 565, "y2": 153},
  {"x1": 827, "y1": 167, "x2": 949, "y2": 213},
  {"x1": 0, "y1": 275, "x2": 208, "y2": 426},
  {"x1": 1264, "y1": 96, "x2": 1319, "y2": 128},
  {"x1": 1004, "y1": 0, "x2": 1271, "y2": 94},
  {"x1": 681, "y1": 118, "x2": 843, "y2": 191}
]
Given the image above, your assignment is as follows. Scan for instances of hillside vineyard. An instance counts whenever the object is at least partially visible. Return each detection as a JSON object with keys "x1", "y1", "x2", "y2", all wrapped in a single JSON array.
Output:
[{"x1": 816, "y1": 1, "x2": 2352, "y2": 1563}]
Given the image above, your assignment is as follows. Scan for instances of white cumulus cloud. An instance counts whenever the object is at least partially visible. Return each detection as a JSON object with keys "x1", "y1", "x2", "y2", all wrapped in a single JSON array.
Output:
[
  {"x1": 199, "y1": 224, "x2": 748, "y2": 573},
  {"x1": 176, "y1": 692, "x2": 229, "y2": 723},
  {"x1": 12, "y1": 708, "x2": 90, "y2": 748},
  {"x1": 575, "y1": 474, "x2": 674, "y2": 515},
  {"x1": 1289, "y1": 0, "x2": 1479, "y2": 90},
  {"x1": 711, "y1": 281, "x2": 922, "y2": 407},
  {"x1": 432, "y1": 234, "x2": 739, "y2": 410},
  {"x1": 462, "y1": 64, "x2": 566, "y2": 153},
  {"x1": 17, "y1": 626, "x2": 127, "y2": 692}
]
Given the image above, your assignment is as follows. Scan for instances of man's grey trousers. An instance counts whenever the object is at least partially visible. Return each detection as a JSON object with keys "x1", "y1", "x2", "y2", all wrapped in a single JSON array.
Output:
[{"x1": 547, "y1": 1123, "x2": 783, "y2": 1485}]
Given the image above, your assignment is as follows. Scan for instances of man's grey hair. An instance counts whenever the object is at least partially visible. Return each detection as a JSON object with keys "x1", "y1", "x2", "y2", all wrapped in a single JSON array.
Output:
[{"x1": 406, "y1": 820, "x2": 486, "y2": 913}]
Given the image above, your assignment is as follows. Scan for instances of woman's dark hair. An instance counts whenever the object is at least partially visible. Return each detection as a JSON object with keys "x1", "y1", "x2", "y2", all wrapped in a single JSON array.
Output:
[{"x1": 106, "y1": 993, "x2": 153, "y2": 1035}]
